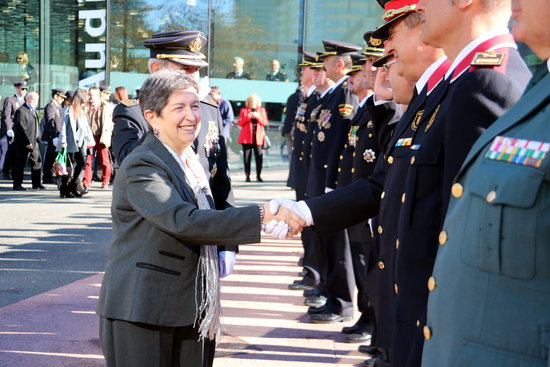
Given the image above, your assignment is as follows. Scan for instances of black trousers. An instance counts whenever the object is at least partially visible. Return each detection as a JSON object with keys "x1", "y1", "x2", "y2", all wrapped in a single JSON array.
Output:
[
  {"x1": 323, "y1": 230, "x2": 355, "y2": 317},
  {"x1": 69, "y1": 146, "x2": 86, "y2": 183},
  {"x1": 242, "y1": 143, "x2": 263, "y2": 177},
  {"x1": 43, "y1": 141, "x2": 57, "y2": 181},
  {"x1": 100, "y1": 317, "x2": 215, "y2": 367},
  {"x1": 2, "y1": 139, "x2": 16, "y2": 174},
  {"x1": 12, "y1": 144, "x2": 41, "y2": 188}
]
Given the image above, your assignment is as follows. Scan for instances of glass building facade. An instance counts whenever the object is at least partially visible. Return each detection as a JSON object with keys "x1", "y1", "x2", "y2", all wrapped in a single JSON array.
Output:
[{"x1": 0, "y1": 0, "x2": 384, "y2": 112}]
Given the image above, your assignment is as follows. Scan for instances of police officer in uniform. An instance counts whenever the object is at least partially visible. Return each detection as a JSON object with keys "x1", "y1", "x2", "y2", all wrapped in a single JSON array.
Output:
[
  {"x1": 1, "y1": 81, "x2": 27, "y2": 179},
  {"x1": 306, "y1": 41, "x2": 361, "y2": 323},
  {"x1": 111, "y1": 30, "x2": 237, "y2": 277},
  {"x1": 41, "y1": 88, "x2": 67, "y2": 184},
  {"x1": 422, "y1": 0, "x2": 549, "y2": 365}
]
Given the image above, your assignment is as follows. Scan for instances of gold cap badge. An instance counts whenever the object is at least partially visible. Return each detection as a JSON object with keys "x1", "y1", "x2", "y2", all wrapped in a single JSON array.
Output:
[{"x1": 188, "y1": 37, "x2": 203, "y2": 53}]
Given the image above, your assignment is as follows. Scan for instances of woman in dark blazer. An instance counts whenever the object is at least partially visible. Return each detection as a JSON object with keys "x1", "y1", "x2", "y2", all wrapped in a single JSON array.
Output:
[
  {"x1": 96, "y1": 70, "x2": 302, "y2": 367},
  {"x1": 237, "y1": 93, "x2": 268, "y2": 182}
]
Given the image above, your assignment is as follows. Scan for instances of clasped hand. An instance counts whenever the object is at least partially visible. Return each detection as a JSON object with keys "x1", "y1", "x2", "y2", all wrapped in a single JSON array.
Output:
[{"x1": 261, "y1": 199, "x2": 313, "y2": 239}]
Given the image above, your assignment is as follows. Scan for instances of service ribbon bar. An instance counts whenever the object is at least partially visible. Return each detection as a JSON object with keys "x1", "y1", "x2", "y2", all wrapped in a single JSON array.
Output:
[
  {"x1": 485, "y1": 135, "x2": 549, "y2": 168},
  {"x1": 395, "y1": 138, "x2": 413, "y2": 147}
]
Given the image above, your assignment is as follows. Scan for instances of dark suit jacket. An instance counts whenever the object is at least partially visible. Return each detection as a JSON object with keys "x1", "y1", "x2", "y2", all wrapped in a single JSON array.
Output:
[
  {"x1": 41, "y1": 100, "x2": 63, "y2": 142},
  {"x1": 226, "y1": 71, "x2": 252, "y2": 80},
  {"x1": 13, "y1": 104, "x2": 39, "y2": 148},
  {"x1": 282, "y1": 88, "x2": 304, "y2": 136},
  {"x1": 1, "y1": 95, "x2": 23, "y2": 138},
  {"x1": 97, "y1": 134, "x2": 260, "y2": 327}
]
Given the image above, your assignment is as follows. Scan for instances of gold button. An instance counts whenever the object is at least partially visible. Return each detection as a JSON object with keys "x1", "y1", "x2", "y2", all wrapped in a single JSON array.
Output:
[
  {"x1": 486, "y1": 190, "x2": 497, "y2": 203},
  {"x1": 340, "y1": 155, "x2": 344, "y2": 160},
  {"x1": 351, "y1": 168, "x2": 355, "y2": 173},
  {"x1": 401, "y1": 193, "x2": 406, "y2": 203},
  {"x1": 394, "y1": 283, "x2": 399, "y2": 294},
  {"x1": 452, "y1": 183, "x2": 464, "y2": 198},
  {"x1": 378, "y1": 226, "x2": 383, "y2": 235},
  {"x1": 428, "y1": 277, "x2": 436, "y2": 291},
  {"x1": 344, "y1": 144, "x2": 348, "y2": 148},
  {"x1": 353, "y1": 152, "x2": 356, "y2": 158},
  {"x1": 381, "y1": 191, "x2": 386, "y2": 199},
  {"x1": 439, "y1": 231, "x2": 448, "y2": 246},
  {"x1": 299, "y1": 157, "x2": 303, "y2": 161},
  {"x1": 388, "y1": 156, "x2": 394, "y2": 164},
  {"x1": 302, "y1": 140, "x2": 305, "y2": 144},
  {"x1": 396, "y1": 239, "x2": 400, "y2": 250},
  {"x1": 410, "y1": 156, "x2": 416, "y2": 165},
  {"x1": 323, "y1": 164, "x2": 328, "y2": 168},
  {"x1": 369, "y1": 133, "x2": 373, "y2": 138},
  {"x1": 310, "y1": 154, "x2": 312, "y2": 158},
  {"x1": 378, "y1": 261, "x2": 385, "y2": 270},
  {"x1": 423, "y1": 326, "x2": 432, "y2": 340},
  {"x1": 416, "y1": 320, "x2": 421, "y2": 327},
  {"x1": 338, "y1": 168, "x2": 342, "y2": 172}
]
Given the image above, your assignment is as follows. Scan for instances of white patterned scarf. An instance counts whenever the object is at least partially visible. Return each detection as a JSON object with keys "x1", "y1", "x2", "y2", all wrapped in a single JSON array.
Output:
[{"x1": 159, "y1": 138, "x2": 221, "y2": 341}]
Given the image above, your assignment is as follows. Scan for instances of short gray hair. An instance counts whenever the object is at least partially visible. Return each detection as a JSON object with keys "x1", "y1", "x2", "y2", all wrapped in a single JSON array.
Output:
[{"x1": 139, "y1": 69, "x2": 199, "y2": 116}]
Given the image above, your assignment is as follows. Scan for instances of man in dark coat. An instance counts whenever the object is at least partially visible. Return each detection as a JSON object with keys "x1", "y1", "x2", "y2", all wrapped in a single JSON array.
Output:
[
  {"x1": 1, "y1": 81, "x2": 27, "y2": 179},
  {"x1": 41, "y1": 89, "x2": 67, "y2": 184},
  {"x1": 12, "y1": 91, "x2": 43, "y2": 190}
]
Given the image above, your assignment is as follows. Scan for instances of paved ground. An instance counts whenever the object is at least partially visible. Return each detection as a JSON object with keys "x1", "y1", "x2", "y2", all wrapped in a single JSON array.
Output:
[{"x1": 0, "y1": 169, "x2": 369, "y2": 366}]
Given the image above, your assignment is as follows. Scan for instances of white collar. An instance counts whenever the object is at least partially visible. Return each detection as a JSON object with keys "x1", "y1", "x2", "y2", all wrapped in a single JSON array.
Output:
[
  {"x1": 333, "y1": 75, "x2": 349, "y2": 89},
  {"x1": 416, "y1": 57, "x2": 448, "y2": 94},
  {"x1": 445, "y1": 28, "x2": 512, "y2": 80},
  {"x1": 359, "y1": 94, "x2": 371, "y2": 107},
  {"x1": 547, "y1": 59, "x2": 550, "y2": 73},
  {"x1": 320, "y1": 87, "x2": 332, "y2": 98},
  {"x1": 306, "y1": 85, "x2": 317, "y2": 97}
]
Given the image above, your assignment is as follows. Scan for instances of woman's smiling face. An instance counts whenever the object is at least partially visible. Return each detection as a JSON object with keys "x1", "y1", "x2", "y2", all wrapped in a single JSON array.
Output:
[{"x1": 148, "y1": 87, "x2": 201, "y2": 154}]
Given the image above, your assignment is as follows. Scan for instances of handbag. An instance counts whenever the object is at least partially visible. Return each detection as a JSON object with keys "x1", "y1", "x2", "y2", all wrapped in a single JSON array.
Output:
[
  {"x1": 53, "y1": 148, "x2": 70, "y2": 176},
  {"x1": 262, "y1": 135, "x2": 272, "y2": 151}
]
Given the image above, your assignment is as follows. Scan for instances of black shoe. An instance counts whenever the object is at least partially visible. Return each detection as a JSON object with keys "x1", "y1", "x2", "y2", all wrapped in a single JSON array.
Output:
[
  {"x1": 60, "y1": 191, "x2": 75, "y2": 198},
  {"x1": 298, "y1": 257, "x2": 304, "y2": 266},
  {"x1": 245, "y1": 176, "x2": 251, "y2": 182},
  {"x1": 307, "y1": 304, "x2": 327, "y2": 314},
  {"x1": 256, "y1": 176, "x2": 263, "y2": 182},
  {"x1": 364, "y1": 355, "x2": 390, "y2": 367},
  {"x1": 13, "y1": 186, "x2": 27, "y2": 191},
  {"x1": 346, "y1": 331, "x2": 372, "y2": 343},
  {"x1": 358, "y1": 345, "x2": 379, "y2": 355},
  {"x1": 309, "y1": 310, "x2": 353, "y2": 324},
  {"x1": 33, "y1": 185, "x2": 46, "y2": 190},
  {"x1": 288, "y1": 278, "x2": 315, "y2": 290},
  {"x1": 303, "y1": 288, "x2": 320, "y2": 297},
  {"x1": 304, "y1": 295, "x2": 327, "y2": 307}
]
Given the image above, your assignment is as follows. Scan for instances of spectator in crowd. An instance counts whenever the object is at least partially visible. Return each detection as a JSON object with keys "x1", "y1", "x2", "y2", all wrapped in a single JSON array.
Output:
[
  {"x1": 1, "y1": 81, "x2": 27, "y2": 179},
  {"x1": 209, "y1": 86, "x2": 234, "y2": 139},
  {"x1": 83, "y1": 87, "x2": 114, "y2": 189},
  {"x1": 237, "y1": 93, "x2": 268, "y2": 182},
  {"x1": 58, "y1": 89, "x2": 93, "y2": 198},
  {"x1": 114, "y1": 86, "x2": 129, "y2": 102},
  {"x1": 15, "y1": 53, "x2": 35, "y2": 87},
  {"x1": 226, "y1": 57, "x2": 252, "y2": 79},
  {"x1": 266, "y1": 59, "x2": 288, "y2": 82}
]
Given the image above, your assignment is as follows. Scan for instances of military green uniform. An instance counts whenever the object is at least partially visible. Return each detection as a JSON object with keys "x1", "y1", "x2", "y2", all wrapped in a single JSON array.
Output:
[{"x1": 422, "y1": 63, "x2": 549, "y2": 367}]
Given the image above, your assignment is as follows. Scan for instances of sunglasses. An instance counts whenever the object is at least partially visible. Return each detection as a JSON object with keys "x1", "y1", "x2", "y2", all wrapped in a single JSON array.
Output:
[
  {"x1": 16, "y1": 57, "x2": 22, "y2": 61},
  {"x1": 20, "y1": 87, "x2": 28, "y2": 90}
]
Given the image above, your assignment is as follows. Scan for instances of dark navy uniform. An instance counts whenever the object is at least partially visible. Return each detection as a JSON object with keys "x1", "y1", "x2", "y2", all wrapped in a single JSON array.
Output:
[
  {"x1": 41, "y1": 89, "x2": 66, "y2": 183},
  {"x1": 284, "y1": 87, "x2": 305, "y2": 189},
  {"x1": 266, "y1": 71, "x2": 288, "y2": 82},
  {"x1": 394, "y1": 36, "x2": 530, "y2": 367}
]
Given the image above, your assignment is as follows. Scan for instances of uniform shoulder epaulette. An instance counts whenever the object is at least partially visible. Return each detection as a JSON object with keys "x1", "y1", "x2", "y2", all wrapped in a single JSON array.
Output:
[
  {"x1": 470, "y1": 51, "x2": 505, "y2": 67},
  {"x1": 201, "y1": 98, "x2": 218, "y2": 108},
  {"x1": 120, "y1": 99, "x2": 139, "y2": 107}
]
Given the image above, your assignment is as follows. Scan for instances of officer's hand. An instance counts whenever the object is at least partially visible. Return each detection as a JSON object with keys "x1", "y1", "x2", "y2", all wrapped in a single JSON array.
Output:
[
  {"x1": 264, "y1": 220, "x2": 291, "y2": 240},
  {"x1": 269, "y1": 198, "x2": 314, "y2": 227},
  {"x1": 52, "y1": 137, "x2": 59, "y2": 147},
  {"x1": 374, "y1": 68, "x2": 393, "y2": 101},
  {"x1": 324, "y1": 187, "x2": 334, "y2": 194},
  {"x1": 6, "y1": 129, "x2": 14, "y2": 138},
  {"x1": 219, "y1": 251, "x2": 236, "y2": 278},
  {"x1": 26, "y1": 144, "x2": 32, "y2": 149}
]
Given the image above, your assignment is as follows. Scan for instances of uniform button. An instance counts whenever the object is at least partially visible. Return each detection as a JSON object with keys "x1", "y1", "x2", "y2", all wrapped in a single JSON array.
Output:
[
  {"x1": 428, "y1": 277, "x2": 436, "y2": 291},
  {"x1": 338, "y1": 168, "x2": 342, "y2": 173},
  {"x1": 353, "y1": 152, "x2": 356, "y2": 158},
  {"x1": 299, "y1": 157, "x2": 303, "y2": 161},
  {"x1": 381, "y1": 191, "x2": 386, "y2": 199},
  {"x1": 344, "y1": 144, "x2": 348, "y2": 148},
  {"x1": 351, "y1": 168, "x2": 355, "y2": 173},
  {"x1": 323, "y1": 164, "x2": 328, "y2": 168},
  {"x1": 396, "y1": 239, "x2": 400, "y2": 250},
  {"x1": 439, "y1": 231, "x2": 448, "y2": 246},
  {"x1": 486, "y1": 190, "x2": 497, "y2": 203},
  {"x1": 340, "y1": 155, "x2": 344, "y2": 160},
  {"x1": 401, "y1": 193, "x2": 406, "y2": 203},
  {"x1": 410, "y1": 156, "x2": 416, "y2": 165},
  {"x1": 416, "y1": 320, "x2": 421, "y2": 327},
  {"x1": 378, "y1": 261, "x2": 385, "y2": 270},
  {"x1": 310, "y1": 154, "x2": 312, "y2": 158},
  {"x1": 452, "y1": 183, "x2": 464, "y2": 198},
  {"x1": 394, "y1": 283, "x2": 399, "y2": 294},
  {"x1": 378, "y1": 226, "x2": 383, "y2": 235},
  {"x1": 369, "y1": 133, "x2": 373, "y2": 138},
  {"x1": 388, "y1": 156, "x2": 394, "y2": 164},
  {"x1": 423, "y1": 326, "x2": 432, "y2": 340}
]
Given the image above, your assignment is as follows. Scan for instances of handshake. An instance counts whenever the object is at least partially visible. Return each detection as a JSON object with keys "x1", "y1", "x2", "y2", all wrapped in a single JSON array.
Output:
[{"x1": 261, "y1": 198, "x2": 314, "y2": 240}]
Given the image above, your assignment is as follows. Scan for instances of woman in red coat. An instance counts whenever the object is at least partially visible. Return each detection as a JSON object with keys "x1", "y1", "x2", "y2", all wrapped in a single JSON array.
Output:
[{"x1": 237, "y1": 93, "x2": 268, "y2": 182}]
